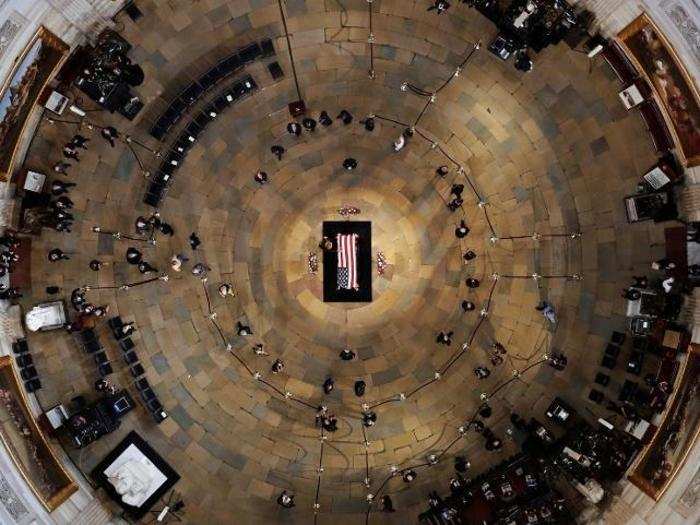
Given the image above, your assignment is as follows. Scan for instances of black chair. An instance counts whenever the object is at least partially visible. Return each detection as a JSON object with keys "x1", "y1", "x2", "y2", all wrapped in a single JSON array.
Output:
[
  {"x1": 626, "y1": 351, "x2": 644, "y2": 375},
  {"x1": 181, "y1": 82, "x2": 204, "y2": 106},
  {"x1": 78, "y1": 329, "x2": 96, "y2": 343},
  {"x1": 119, "y1": 338, "x2": 135, "y2": 353},
  {"x1": 146, "y1": 397, "x2": 162, "y2": 413},
  {"x1": 633, "y1": 337, "x2": 649, "y2": 351},
  {"x1": 619, "y1": 380, "x2": 638, "y2": 402},
  {"x1": 140, "y1": 388, "x2": 156, "y2": 402},
  {"x1": 152, "y1": 409, "x2": 168, "y2": 423},
  {"x1": 98, "y1": 363, "x2": 114, "y2": 377},
  {"x1": 611, "y1": 331, "x2": 626, "y2": 345},
  {"x1": 260, "y1": 38, "x2": 275, "y2": 57},
  {"x1": 83, "y1": 340, "x2": 103, "y2": 354},
  {"x1": 20, "y1": 366, "x2": 37, "y2": 381},
  {"x1": 123, "y1": 351, "x2": 139, "y2": 365},
  {"x1": 129, "y1": 363, "x2": 145, "y2": 378},
  {"x1": 217, "y1": 53, "x2": 242, "y2": 76},
  {"x1": 24, "y1": 378, "x2": 42, "y2": 392},
  {"x1": 601, "y1": 355, "x2": 616, "y2": 369},
  {"x1": 135, "y1": 378, "x2": 150, "y2": 391},
  {"x1": 588, "y1": 389, "x2": 604, "y2": 404},
  {"x1": 604, "y1": 344, "x2": 620, "y2": 358},
  {"x1": 12, "y1": 339, "x2": 29, "y2": 354},
  {"x1": 94, "y1": 352, "x2": 108, "y2": 365},
  {"x1": 15, "y1": 354, "x2": 33, "y2": 368},
  {"x1": 594, "y1": 372, "x2": 610, "y2": 386},
  {"x1": 108, "y1": 316, "x2": 123, "y2": 330},
  {"x1": 268, "y1": 62, "x2": 284, "y2": 80},
  {"x1": 238, "y1": 42, "x2": 262, "y2": 63}
]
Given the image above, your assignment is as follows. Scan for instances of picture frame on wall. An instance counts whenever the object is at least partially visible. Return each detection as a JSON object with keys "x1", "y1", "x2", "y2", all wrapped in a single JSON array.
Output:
[
  {"x1": 628, "y1": 347, "x2": 700, "y2": 501},
  {"x1": 0, "y1": 356, "x2": 78, "y2": 511},
  {"x1": 618, "y1": 13, "x2": 700, "y2": 167},
  {"x1": 0, "y1": 26, "x2": 68, "y2": 181}
]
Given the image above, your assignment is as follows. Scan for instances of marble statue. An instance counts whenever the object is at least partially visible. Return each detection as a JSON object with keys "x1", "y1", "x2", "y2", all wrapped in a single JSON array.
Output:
[{"x1": 107, "y1": 459, "x2": 154, "y2": 507}]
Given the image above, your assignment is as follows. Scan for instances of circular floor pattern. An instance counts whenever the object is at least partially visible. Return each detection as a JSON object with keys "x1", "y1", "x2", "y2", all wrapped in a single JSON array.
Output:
[{"x1": 20, "y1": 2, "x2": 668, "y2": 523}]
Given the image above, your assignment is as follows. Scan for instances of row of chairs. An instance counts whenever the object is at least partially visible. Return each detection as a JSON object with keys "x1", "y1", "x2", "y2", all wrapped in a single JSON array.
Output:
[
  {"x1": 143, "y1": 74, "x2": 258, "y2": 208},
  {"x1": 108, "y1": 317, "x2": 168, "y2": 424},
  {"x1": 77, "y1": 329, "x2": 114, "y2": 377},
  {"x1": 11, "y1": 339, "x2": 41, "y2": 392},
  {"x1": 589, "y1": 331, "x2": 626, "y2": 404},
  {"x1": 149, "y1": 39, "x2": 274, "y2": 140}
]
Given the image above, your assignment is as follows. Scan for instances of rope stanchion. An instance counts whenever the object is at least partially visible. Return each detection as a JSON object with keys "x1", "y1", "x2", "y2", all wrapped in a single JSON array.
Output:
[
  {"x1": 92, "y1": 226, "x2": 155, "y2": 245},
  {"x1": 83, "y1": 274, "x2": 168, "y2": 292}
]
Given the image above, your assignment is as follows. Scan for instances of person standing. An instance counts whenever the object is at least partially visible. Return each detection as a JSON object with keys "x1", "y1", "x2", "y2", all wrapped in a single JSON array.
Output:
[
  {"x1": 71, "y1": 134, "x2": 90, "y2": 149},
  {"x1": 463, "y1": 250, "x2": 476, "y2": 262},
  {"x1": 170, "y1": 253, "x2": 188, "y2": 272},
  {"x1": 89, "y1": 259, "x2": 106, "y2": 271},
  {"x1": 271, "y1": 145, "x2": 285, "y2": 160},
  {"x1": 277, "y1": 491, "x2": 295, "y2": 509},
  {"x1": 455, "y1": 220, "x2": 470, "y2": 238},
  {"x1": 138, "y1": 261, "x2": 157, "y2": 274},
  {"x1": 287, "y1": 122, "x2": 301, "y2": 137},
  {"x1": 302, "y1": 117, "x2": 317, "y2": 132},
  {"x1": 218, "y1": 283, "x2": 235, "y2": 297},
  {"x1": 53, "y1": 162, "x2": 71, "y2": 175},
  {"x1": 189, "y1": 232, "x2": 201, "y2": 250},
  {"x1": 337, "y1": 110, "x2": 353, "y2": 125},
  {"x1": 254, "y1": 171, "x2": 268, "y2": 185},
  {"x1": 319, "y1": 111, "x2": 333, "y2": 126},
  {"x1": 63, "y1": 144, "x2": 80, "y2": 162},
  {"x1": 53, "y1": 196, "x2": 74, "y2": 209},
  {"x1": 339, "y1": 349, "x2": 356, "y2": 361},
  {"x1": 381, "y1": 495, "x2": 395, "y2": 513},
  {"x1": 323, "y1": 377, "x2": 334, "y2": 394},
  {"x1": 436, "y1": 331, "x2": 453, "y2": 346},
  {"x1": 191, "y1": 262, "x2": 210, "y2": 278},
  {"x1": 474, "y1": 366, "x2": 490, "y2": 379},
  {"x1": 101, "y1": 126, "x2": 119, "y2": 147},
  {"x1": 126, "y1": 247, "x2": 143, "y2": 265},
  {"x1": 535, "y1": 301, "x2": 557, "y2": 324},
  {"x1": 461, "y1": 300, "x2": 475, "y2": 312},
  {"x1": 48, "y1": 248, "x2": 70, "y2": 262},
  {"x1": 447, "y1": 197, "x2": 463, "y2": 212},
  {"x1": 236, "y1": 321, "x2": 252, "y2": 336},
  {"x1": 51, "y1": 180, "x2": 76, "y2": 195}
]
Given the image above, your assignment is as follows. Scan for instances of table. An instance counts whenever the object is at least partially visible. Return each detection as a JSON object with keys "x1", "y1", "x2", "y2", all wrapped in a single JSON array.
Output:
[{"x1": 619, "y1": 84, "x2": 644, "y2": 109}]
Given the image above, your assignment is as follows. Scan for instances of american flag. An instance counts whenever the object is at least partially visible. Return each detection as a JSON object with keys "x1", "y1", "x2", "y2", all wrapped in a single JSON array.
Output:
[{"x1": 337, "y1": 233, "x2": 359, "y2": 290}]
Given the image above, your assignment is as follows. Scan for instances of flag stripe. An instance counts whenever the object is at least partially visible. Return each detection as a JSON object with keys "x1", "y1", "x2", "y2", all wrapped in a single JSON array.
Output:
[{"x1": 336, "y1": 233, "x2": 359, "y2": 290}]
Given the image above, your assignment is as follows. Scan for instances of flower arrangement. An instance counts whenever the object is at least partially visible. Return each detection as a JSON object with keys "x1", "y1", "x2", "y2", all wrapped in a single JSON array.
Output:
[
  {"x1": 377, "y1": 251, "x2": 388, "y2": 275},
  {"x1": 338, "y1": 206, "x2": 360, "y2": 216},
  {"x1": 308, "y1": 252, "x2": 319, "y2": 274}
]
